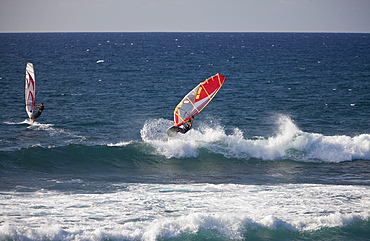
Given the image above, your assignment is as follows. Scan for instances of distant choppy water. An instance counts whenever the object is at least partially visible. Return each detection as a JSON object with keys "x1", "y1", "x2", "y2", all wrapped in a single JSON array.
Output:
[{"x1": 1, "y1": 33, "x2": 370, "y2": 241}]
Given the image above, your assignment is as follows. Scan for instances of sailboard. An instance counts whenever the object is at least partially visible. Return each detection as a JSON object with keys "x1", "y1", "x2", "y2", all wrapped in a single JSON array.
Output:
[
  {"x1": 25, "y1": 62, "x2": 36, "y2": 119},
  {"x1": 172, "y1": 73, "x2": 226, "y2": 127}
]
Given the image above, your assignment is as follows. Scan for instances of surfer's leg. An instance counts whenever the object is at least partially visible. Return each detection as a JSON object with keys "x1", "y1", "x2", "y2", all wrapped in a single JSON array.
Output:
[
  {"x1": 31, "y1": 112, "x2": 40, "y2": 123},
  {"x1": 32, "y1": 112, "x2": 41, "y2": 119},
  {"x1": 178, "y1": 127, "x2": 186, "y2": 134}
]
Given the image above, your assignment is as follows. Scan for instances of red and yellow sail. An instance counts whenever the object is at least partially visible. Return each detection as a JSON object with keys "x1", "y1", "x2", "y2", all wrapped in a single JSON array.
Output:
[{"x1": 174, "y1": 73, "x2": 226, "y2": 126}]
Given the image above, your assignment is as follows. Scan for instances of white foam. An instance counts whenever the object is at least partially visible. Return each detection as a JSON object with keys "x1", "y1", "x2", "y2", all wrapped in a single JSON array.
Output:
[
  {"x1": 4, "y1": 119, "x2": 33, "y2": 125},
  {"x1": 140, "y1": 115, "x2": 370, "y2": 162},
  {"x1": 1, "y1": 183, "x2": 369, "y2": 241},
  {"x1": 107, "y1": 141, "x2": 133, "y2": 146},
  {"x1": 140, "y1": 118, "x2": 201, "y2": 158},
  {"x1": 27, "y1": 122, "x2": 54, "y2": 129}
]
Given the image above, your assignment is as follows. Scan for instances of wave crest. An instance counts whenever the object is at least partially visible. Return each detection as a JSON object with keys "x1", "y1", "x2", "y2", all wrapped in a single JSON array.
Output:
[{"x1": 140, "y1": 115, "x2": 370, "y2": 162}]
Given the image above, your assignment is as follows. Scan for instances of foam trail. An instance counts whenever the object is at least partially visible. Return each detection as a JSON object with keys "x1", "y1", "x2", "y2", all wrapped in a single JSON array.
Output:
[{"x1": 107, "y1": 141, "x2": 133, "y2": 147}]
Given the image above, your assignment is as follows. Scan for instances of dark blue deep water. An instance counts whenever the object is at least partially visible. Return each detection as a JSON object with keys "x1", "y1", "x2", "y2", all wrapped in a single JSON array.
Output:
[{"x1": 0, "y1": 33, "x2": 370, "y2": 240}]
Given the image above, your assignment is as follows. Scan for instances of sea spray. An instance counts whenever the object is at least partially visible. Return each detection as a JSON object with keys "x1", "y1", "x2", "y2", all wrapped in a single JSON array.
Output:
[{"x1": 140, "y1": 115, "x2": 370, "y2": 162}]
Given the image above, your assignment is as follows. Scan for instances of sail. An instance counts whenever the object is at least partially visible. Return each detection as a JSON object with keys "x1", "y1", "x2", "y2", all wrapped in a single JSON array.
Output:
[
  {"x1": 25, "y1": 63, "x2": 36, "y2": 119},
  {"x1": 174, "y1": 73, "x2": 226, "y2": 126}
]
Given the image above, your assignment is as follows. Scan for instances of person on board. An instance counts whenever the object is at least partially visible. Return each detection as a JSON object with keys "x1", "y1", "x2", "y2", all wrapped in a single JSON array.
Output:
[
  {"x1": 177, "y1": 117, "x2": 194, "y2": 134},
  {"x1": 31, "y1": 103, "x2": 44, "y2": 122}
]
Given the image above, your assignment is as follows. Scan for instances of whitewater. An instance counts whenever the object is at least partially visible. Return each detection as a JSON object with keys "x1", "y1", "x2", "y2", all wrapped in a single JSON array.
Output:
[
  {"x1": 1, "y1": 183, "x2": 370, "y2": 241},
  {"x1": 141, "y1": 115, "x2": 370, "y2": 163}
]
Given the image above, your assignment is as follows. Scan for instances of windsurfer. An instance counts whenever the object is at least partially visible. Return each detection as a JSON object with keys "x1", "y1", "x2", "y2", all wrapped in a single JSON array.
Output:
[
  {"x1": 31, "y1": 103, "x2": 44, "y2": 122},
  {"x1": 177, "y1": 117, "x2": 194, "y2": 134}
]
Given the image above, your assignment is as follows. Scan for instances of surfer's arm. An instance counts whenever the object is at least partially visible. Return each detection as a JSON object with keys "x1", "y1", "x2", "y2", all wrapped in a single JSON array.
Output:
[{"x1": 187, "y1": 117, "x2": 194, "y2": 128}]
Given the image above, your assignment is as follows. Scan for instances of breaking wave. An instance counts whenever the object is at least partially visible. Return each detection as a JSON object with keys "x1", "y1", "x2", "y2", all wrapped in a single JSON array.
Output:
[{"x1": 140, "y1": 115, "x2": 370, "y2": 162}]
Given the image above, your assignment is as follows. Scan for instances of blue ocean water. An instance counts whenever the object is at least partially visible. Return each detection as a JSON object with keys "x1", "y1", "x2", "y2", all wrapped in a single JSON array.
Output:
[{"x1": 1, "y1": 33, "x2": 370, "y2": 241}]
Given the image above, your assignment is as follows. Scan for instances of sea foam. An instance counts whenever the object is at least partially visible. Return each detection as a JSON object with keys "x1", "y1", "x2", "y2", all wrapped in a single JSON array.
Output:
[
  {"x1": 1, "y1": 183, "x2": 369, "y2": 241},
  {"x1": 141, "y1": 115, "x2": 370, "y2": 162}
]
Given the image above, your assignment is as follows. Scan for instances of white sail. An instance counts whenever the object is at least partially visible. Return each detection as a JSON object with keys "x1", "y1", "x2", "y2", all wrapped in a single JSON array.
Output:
[{"x1": 25, "y1": 63, "x2": 35, "y2": 119}]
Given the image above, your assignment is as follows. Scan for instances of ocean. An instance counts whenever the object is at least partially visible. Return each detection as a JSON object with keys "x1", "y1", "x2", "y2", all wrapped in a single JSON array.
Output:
[{"x1": 0, "y1": 32, "x2": 370, "y2": 241}]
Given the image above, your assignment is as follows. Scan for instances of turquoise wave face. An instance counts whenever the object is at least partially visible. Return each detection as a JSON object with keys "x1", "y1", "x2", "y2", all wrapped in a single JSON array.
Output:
[
  {"x1": 163, "y1": 219, "x2": 370, "y2": 241},
  {"x1": 1, "y1": 140, "x2": 370, "y2": 192}
]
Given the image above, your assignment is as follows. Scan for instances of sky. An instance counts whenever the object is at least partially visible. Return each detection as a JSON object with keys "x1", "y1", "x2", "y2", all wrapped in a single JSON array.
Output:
[{"x1": 1, "y1": 0, "x2": 369, "y2": 33}]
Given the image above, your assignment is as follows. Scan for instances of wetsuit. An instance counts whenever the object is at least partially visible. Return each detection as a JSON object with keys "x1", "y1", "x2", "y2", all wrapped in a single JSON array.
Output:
[
  {"x1": 177, "y1": 118, "x2": 193, "y2": 134},
  {"x1": 32, "y1": 105, "x2": 44, "y2": 119}
]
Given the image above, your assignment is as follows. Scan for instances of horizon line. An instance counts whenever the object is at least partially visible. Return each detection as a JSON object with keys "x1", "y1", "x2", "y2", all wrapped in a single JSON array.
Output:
[{"x1": 1, "y1": 31, "x2": 370, "y2": 34}]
